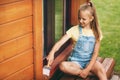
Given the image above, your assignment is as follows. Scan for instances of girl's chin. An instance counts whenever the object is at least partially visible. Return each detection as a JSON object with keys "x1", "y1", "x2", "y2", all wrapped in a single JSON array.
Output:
[
  {"x1": 80, "y1": 23, "x2": 84, "y2": 26},
  {"x1": 80, "y1": 24, "x2": 85, "y2": 27}
]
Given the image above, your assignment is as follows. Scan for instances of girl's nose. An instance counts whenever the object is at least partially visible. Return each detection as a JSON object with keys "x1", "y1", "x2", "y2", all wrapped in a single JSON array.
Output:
[{"x1": 80, "y1": 19, "x2": 83, "y2": 23}]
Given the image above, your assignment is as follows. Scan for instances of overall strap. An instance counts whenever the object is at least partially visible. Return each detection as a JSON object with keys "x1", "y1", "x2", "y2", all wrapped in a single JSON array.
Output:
[{"x1": 79, "y1": 25, "x2": 82, "y2": 34}]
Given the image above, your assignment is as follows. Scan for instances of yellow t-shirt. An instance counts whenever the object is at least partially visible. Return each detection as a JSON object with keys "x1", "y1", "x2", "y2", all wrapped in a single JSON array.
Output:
[{"x1": 66, "y1": 25, "x2": 103, "y2": 44}]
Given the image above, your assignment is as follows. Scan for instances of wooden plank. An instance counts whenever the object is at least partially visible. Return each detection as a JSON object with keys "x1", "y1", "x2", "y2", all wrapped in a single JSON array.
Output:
[
  {"x1": 60, "y1": 74, "x2": 76, "y2": 80},
  {"x1": 33, "y1": 0, "x2": 43, "y2": 79},
  {"x1": 0, "y1": 33, "x2": 33, "y2": 62},
  {"x1": 60, "y1": 57, "x2": 104, "y2": 80},
  {"x1": 0, "y1": 0, "x2": 22, "y2": 5},
  {"x1": 70, "y1": 0, "x2": 87, "y2": 25},
  {"x1": 102, "y1": 58, "x2": 115, "y2": 79},
  {"x1": 71, "y1": 0, "x2": 78, "y2": 25},
  {"x1": 86, "y1": 57, "x2": 104, "y2": 77},
  {"x1": 85, "y1": 58, "x2": 115, "y2": 80},
  {"x1": 110, "y1": 75, "x2": 119, "y2": 80},
  {"x1": 4, "y1": 65, "x2": 34, "y2": 80},
  {"x1": 0, "y1": 0, "x2": 32, "y2": 24},
  {"x1": 0, "y1": 16, "x2": 32, "y2": 43},
  {"x1": 50, "y1": 43, "x2": 73, "y2": 77},
  {"x1": 0, "y1": 49, "x2": 33, "y2": 79},
  {"x1": 97, "y1": 57, "x2": 104, "y2": 63}
]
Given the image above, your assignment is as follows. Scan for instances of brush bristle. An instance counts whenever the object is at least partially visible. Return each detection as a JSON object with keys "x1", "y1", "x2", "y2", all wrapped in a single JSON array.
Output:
[{"x1": 43, "y1": 66, "x2": 51, "y2": 76}]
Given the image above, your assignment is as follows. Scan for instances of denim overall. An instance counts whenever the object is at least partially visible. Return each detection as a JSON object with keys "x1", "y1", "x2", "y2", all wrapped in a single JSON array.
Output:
[{"x1": 68, "y1": 26, "x2": 96, "y2": 69}]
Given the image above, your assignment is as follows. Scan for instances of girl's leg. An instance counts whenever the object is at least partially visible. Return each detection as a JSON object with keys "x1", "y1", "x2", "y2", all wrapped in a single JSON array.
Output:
[
  {"x1": 59, "y1": 61, "x2": 82, "y2": 75},
  {"x1": 91, "y1": 61, "x2": 107, "y2": 80}
]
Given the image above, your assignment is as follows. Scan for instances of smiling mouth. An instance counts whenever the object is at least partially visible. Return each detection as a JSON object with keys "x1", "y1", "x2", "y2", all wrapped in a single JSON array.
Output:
[{"x1": 80, "y1": 23, "x2": 84, "y2": 26}]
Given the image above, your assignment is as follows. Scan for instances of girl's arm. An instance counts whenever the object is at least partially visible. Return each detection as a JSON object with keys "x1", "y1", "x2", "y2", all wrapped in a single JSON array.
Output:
[
  {"x1": 46, "y1": 34, "x2": 71, "y2": 66},
  {"x1": 86, "y1": 40, "x2": 100, "y2": 71}
]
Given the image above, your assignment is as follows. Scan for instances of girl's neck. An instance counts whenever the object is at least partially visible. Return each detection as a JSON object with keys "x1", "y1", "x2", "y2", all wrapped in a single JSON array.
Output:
[{"x1": 83, "y1": 25, "x2": 91, "y2": 30}]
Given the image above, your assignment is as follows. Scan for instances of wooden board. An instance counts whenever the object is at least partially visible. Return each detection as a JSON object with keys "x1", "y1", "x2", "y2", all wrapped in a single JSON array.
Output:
[
  {"x1": 0, "y1": 33, "x2": 33, "y2": 62},
  {"x1": 32, "y1": 0, "x2": 43, "y2": 79},
  {"x1": 4, "y1": 65, "x2": 34, "y2": 80},
  {"x1": 70, "y1": 0, "x2": 88, "y2": 25},
  {"x1": 0, "y1": 0, "x2": 32, "y2": 24},
  {"x1": 102, "y1": 58, "x2": 115, "y2": 79},
  {"x1": 60, "y1": 58, "x2": 115, "y2": 80},
  {"x1": 0, "y1": 16, "x2": 32, "y2": 43},
  {"x1": 0, "y1": 49, "x2": 33, "y2": 79},
  {"x1": 0, "y1": 0, "x2": 43, "y2": 79},
  {"x1": 50, "y1": 43, "x2": 73, "y2": 77},
  {"x1": 110, "y1": 75, "x2": 120, "y2": 80},
  {"x1": 0, "y1": 0, "x2": 22, "y2": 5}
]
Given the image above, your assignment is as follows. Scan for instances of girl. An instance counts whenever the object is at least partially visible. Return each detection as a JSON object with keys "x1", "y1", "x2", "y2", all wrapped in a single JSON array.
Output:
[{"x1": 47, "y1": 2, "x2": 107, "y2": 80}]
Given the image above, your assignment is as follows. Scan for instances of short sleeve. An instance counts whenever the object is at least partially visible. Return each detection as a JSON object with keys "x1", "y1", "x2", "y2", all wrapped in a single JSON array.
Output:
[
  {"x1": 66, "y1": 27, "x2": 75, "y2": 38},
  {"x1": 100, "y1": 30, "x2": 103, "y2": 40},
  {"x1": 66, "y1": 25, "x2": 80, "y2": 42}
]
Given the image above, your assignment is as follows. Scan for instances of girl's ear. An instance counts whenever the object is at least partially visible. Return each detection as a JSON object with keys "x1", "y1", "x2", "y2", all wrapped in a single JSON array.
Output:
[{"x1": 90, "y1": 16, "x2": 94, "y2": 21}]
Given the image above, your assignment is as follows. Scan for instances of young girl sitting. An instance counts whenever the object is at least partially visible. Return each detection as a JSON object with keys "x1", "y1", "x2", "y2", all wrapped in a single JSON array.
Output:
[{"x1": 47, "y1": 2, "x2": 107, "y2": 80}]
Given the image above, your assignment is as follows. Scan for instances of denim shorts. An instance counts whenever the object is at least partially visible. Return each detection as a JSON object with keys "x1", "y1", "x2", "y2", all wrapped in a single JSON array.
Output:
[
  {"x1": 72, "y1": 60, "x2": 89, "y2": 69},
  {"x1": 68, "y1": 57, "x2": 90, "y2": 69}
]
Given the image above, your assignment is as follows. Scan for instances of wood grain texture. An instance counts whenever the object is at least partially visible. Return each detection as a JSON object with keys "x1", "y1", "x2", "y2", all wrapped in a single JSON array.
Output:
[
  {"x1": 0, "y1": 0, "x2": 32, "y2": 24},
  {"x1": 0, "y1": 49, "x2": 33, "y2": 80},
  {"x1": 0, "y1": 33, "x2": 33, "y2": 62},
  {"x1": 4, "y1": 65, "x2": 34, "y2": 80},
  {"x1": 0, "y1": 0, "x2": 35, "y2": 79},
  {"x1": 50, "y1": 43, "x2": 73, "y2": 77},
  {"x1": 0, "y1": 16, "x2": 32, "y2": 43},
  {"x1": 70, "y1": 0, "x2": 88, "y2": 25},
  {"x1": 32, "y1": 0, "x2": 43, "y2": 79},
  {"x1": 0, "y1": 0, "x2": 22, "y2": 5},
  {"x1": 102, "y1": 58, "x2": 115, "y2": 79}
]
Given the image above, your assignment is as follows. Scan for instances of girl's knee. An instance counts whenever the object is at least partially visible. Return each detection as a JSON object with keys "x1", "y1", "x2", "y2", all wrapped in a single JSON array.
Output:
[
  {"x1": 96, "y1": 64, "x2": 107, "y2": 80},
  {"x1": 59, "y1": 62, "x2": 67, "y2": 71},
  {"x1": 92, "y1": 62, "x2": 106, "y2": 75},
  {"x1": 92, "y1": 61, "x2": 107, "y2": 80},
  {"x1": 97, "y1": 64, "x2": 106, "y2": 75}
]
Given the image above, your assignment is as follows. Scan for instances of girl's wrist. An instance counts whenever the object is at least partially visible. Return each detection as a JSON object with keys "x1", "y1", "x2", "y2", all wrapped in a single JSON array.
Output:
[
  {"x1": 85, "y1": 67, "x2": 91, "y2": 72},
  {"x1": 49, "y1": 51, "x2": 55, "y2": 56}
]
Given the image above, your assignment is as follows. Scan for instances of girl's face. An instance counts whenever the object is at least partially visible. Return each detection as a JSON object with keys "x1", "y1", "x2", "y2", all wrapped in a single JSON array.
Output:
[{"x1": 79, "y1": 10, "x2": 93, "y2": 28}]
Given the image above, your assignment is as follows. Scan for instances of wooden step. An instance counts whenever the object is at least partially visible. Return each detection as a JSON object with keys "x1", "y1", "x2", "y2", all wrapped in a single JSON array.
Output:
[
  {"x1": 43, "y1": 41, "x2": 115, "y2": 80},
  {"x1": 110, "y1": 75, "x2": 120, "y2": 80},
  {"x1": 60, "y1": 57, "x2": 115, "y2": 80}
]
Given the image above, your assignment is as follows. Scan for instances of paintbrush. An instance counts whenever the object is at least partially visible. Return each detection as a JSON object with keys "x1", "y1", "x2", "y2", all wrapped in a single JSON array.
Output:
[
  {"x1": 43, "y1": 66, "x2": 51, "y2": 76},
  {"x1": 43, "y1": 59, "x2": 51, "y2": 76}
]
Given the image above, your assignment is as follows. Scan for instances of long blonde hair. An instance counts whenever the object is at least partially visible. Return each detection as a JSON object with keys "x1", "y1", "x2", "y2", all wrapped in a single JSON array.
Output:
[{"x1": 78, "y1": 2, "x2": 101, "y2": 41}]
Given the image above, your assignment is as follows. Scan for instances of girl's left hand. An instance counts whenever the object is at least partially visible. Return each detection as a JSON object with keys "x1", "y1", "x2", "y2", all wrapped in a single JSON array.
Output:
[{"x1": 79, "y1": 69, "x2": 90, "y2": 78}]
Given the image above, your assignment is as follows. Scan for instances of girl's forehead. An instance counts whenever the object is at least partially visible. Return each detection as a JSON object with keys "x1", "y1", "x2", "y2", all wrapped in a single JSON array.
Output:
[{"x1": 80, "y1": 10, "x2": 93, "y2": 18}]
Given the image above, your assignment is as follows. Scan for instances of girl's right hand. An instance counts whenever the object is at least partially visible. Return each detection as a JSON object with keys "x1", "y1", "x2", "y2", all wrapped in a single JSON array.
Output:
[{"x1": 46, "y1": 54, "x2": 54, "y2": 67}]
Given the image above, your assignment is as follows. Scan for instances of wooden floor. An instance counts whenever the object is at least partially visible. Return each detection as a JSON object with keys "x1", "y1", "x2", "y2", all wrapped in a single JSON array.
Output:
[
  {"x1": 60, "y1": 74, "x2": 120, "y2": 80},
  {"x1": 110, "y1": 75, "x2": 120, "y2": 80},
  {"x1": 43, "y1": 74, "x2": 120, "y2": 80}
]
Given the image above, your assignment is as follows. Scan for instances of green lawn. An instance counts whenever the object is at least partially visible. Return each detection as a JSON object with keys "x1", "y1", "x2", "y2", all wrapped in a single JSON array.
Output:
[
  {"x1": 92, "y1": 0, "x2": 120, "y2": 74},
  {"x1": 55, "y1": 0, "x2": 63, "y2": 42},
  {"x1": 55, "y1": 0, "x2": 120, "y2": 74}
]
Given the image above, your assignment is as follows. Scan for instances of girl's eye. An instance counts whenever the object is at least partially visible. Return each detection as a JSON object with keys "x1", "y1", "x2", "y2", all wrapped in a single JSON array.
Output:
[
  {"x1": 78, "y1": 17, "x2": 81, "y2": 20},
  {"x1": 83, "y1": 18, "x2": 86, "y2": 20},
  {"x1": 79, "y1": 17, "x2": 86, "y2": 21}
]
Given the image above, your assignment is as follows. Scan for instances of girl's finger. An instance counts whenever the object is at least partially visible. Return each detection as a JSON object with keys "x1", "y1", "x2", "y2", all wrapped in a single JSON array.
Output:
[{"x1": 47, "y1": 59, "x2": 53, "y2": 67}]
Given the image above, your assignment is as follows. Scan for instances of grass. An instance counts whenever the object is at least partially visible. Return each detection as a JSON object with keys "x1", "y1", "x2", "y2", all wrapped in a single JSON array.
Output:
[
  {"x1": 55, "y1": 0, "x2": 120, "y2": 74},
  {"x1": 55, "y1": 0, "x2": 63, "y2": 42},
  {"x1": 92, "y1": 0, "x2": 120, "y2": 73}
]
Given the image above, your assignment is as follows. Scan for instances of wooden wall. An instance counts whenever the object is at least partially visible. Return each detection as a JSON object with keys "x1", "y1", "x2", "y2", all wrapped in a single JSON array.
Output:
[
  {"x1": 0, "y1": 0, "x2": 91, "y2": 79},
  {"x1": 32, "y1": 0, "x2": 43, "y2": 79},
  {"x1": 0, "y1": 0, "x2": 34, "y2": 80},
  {"x1": 70, "y1": 0, "x2": 89, "y2": 26}
]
